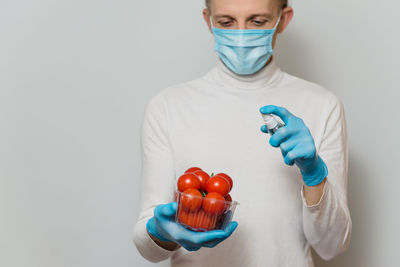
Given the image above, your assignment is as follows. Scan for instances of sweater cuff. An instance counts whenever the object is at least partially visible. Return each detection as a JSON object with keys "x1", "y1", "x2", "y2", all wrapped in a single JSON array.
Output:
[
  {"x1": 133, "y1": 218, "x2": 176, "y2": 263},
  {"x1": 300, "y1": 179, "x2": 328, "y2": 209}
]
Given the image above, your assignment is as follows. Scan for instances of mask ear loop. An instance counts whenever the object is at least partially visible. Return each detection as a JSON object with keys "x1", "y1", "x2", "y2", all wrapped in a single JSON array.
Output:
[
  {"x1": 273, "y1": 11, "x2": 283, "y2": 30},
  {"x1": 209, "y1": 16, "x2": 216, "y2": 30}
]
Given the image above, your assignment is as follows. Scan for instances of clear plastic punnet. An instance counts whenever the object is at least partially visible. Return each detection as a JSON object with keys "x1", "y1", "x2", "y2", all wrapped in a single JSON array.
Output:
[{"x1": 174, "y1": 190, "x2": 239, "y2": 232}]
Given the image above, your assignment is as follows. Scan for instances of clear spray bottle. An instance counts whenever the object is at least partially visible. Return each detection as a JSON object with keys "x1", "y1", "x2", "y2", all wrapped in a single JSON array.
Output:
[{"x1": 261, "y1": 114, "x2": 284, "y2": 135}]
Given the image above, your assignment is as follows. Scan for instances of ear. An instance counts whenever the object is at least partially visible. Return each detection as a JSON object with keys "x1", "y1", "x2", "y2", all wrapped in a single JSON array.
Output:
[
  {"x1": 277, "y1": 6, "x2": 294, "y2": 34},
  {"x1": 203, "y1": 8, "x2": 213, "y2": 33}
]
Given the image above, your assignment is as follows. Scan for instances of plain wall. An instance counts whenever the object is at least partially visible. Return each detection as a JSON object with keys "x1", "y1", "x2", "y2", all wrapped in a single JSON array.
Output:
[{"x1": 1, "y1": 0, "x2": 399, "y2": 266}]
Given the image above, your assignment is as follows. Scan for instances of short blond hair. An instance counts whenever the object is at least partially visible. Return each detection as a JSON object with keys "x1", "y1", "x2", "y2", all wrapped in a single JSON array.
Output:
[{"x1": 205, "y1": 0, "x2": 288, "y2": 10}]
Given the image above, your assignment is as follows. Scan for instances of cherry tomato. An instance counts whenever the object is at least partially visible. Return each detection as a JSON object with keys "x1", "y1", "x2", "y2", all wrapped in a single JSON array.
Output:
[
  {"x1": 184, "y1": 167, "x2": 202, "y2": 173},
  {"x1": 215, "y1": 173, "x2": 233, "y2": 191},
  {"x1": 206, "y1": 215, "x2": 217, "y2": 230},
  {"x1": 177, "y1": 173, "x2": 201, "y2": 192},
  {"x1": 205, "y1": 176, "x2": 230, "y2": 196},
  {"x1": 191, "y1": 170, "x2": 210, "y2": 190},
  {"x1": 180, "y1": 189, "x2": 203, "y2": 212},
  {"x1": 177, "y1": 207, "x2": 189, "y2": 225},
  {"x1": 195, "y1": 209, "x2": 217, "y2": 231},
  {"x1": 183, "y1": 209, "x2": 215, "y2": 231},
  {"x1": 202, "y1": 192, "x2": 225, "y2": 215},
  {"x1": 224, "y1": 194, "x2": 232, "y2": 212},
  {"x1": 185, "y1": 211, "x2": 196, "y2": 229}
]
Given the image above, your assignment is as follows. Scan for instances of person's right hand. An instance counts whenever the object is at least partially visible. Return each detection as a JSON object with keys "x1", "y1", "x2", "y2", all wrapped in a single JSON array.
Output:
[{"x1": 146, "y1": 202, "x2": 238, "y2": 251}]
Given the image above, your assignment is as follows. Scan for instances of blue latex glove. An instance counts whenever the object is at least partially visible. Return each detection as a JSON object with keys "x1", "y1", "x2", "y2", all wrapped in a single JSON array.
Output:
[
  {"x1": 146, "y1": 202, "x2": 238, "y2": 251},
  {"x1": 259, "y1": 105, "x2": 328, "y2": 186}
]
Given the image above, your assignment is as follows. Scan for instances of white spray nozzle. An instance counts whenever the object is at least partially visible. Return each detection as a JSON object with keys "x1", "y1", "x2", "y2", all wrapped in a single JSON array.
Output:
[{"x1": 261, "y1": 114, "x2": 279, "y2": 130}]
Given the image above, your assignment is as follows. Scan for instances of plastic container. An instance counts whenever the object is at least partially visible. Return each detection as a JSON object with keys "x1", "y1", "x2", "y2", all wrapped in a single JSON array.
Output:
[{"x1": 174, "y1": 191, "x2": 239, "y2": 232}]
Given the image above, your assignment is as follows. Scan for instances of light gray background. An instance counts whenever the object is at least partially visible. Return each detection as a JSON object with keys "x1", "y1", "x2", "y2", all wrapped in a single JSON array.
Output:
[{"x1": 1, "y1": 0, "x2": 399, "y2": 266}]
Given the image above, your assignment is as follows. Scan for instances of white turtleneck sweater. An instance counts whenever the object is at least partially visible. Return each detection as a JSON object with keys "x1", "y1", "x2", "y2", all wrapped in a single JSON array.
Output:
[{"x1": 133, "y1": 57, "x2": 352, "y2": 267}]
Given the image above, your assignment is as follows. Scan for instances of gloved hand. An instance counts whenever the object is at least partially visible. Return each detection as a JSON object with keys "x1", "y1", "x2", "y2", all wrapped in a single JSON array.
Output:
[
  {"x1": 146, "y1": 202, "x2": 238, "y2": 251},
  {"x1": 259, "y1": 105, "x2": 328, "y2": 187}
]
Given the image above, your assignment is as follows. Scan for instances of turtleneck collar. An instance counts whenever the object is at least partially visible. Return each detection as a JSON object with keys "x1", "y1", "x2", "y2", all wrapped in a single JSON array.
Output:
[{"x1": 206, "y1": 55, "x2": 283, "y2": 91}]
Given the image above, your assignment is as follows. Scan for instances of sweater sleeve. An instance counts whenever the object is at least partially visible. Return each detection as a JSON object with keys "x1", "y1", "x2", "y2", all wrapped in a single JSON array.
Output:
[
  {"x1": 301, "y1": 93, "x2": 352, "y2": 260},
  {"x1": 132, "y1": 93, "x2": 177, "y2": 263}
]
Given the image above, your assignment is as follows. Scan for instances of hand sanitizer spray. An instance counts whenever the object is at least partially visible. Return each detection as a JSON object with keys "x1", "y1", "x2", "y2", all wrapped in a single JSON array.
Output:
[{"x1": 261, "y1": 114, "x2": 284, "y2": 135}]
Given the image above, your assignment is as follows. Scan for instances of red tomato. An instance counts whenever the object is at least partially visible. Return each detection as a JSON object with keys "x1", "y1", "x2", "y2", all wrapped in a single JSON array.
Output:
[
  {"x1": 177, "y1": 173, "x2": 201, "y2": 192},
  {"x1": 191, "y1": 170, "x2": 210, "y2": 190},
  {"x1": 205, "y1": 176, "x2": 230, "y2": 196},
  {"x1": 224, "y1": 194, "x2": 232, "y2": 212},
  {"x1": 205, "y1": 214, "x2": 217, "y2": 230},
  {"x1": 180, "y1": 189, "x2": 203, "y2": 212},
  {"x1": 184, "y1": 167, "x2": 202, "y2": 173},
  {"x1": 215, "y1": 173, "x2": 233, "y2": 191},
  {"x1": 177, "y1": 208, "x2": 189, "y2": 225},
  {"x1": 192, "y1": 209, "x2": 217, "y2": 231},
  {"x1": 184, "y1": 210, "x2": 204, "y2": 231},
  {"x1": 202, "y1": 192, "x2": 225, "y2": 215}
]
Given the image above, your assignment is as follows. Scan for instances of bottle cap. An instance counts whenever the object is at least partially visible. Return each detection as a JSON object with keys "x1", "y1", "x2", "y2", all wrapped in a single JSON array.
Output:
[{"x1": 261, "y1": 114, "x2": 279, "y2": 129}]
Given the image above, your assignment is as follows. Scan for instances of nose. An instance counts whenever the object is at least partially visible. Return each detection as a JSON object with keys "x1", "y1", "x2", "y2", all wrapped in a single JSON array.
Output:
[{"x1": 237, "y1": 20, "x2": 247, "y2": 30}]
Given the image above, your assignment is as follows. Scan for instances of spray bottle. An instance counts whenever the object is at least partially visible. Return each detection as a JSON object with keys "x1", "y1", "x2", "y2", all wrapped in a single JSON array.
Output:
[{"x1": 261, "y1": 114, "x2": 284, "y2": 135}]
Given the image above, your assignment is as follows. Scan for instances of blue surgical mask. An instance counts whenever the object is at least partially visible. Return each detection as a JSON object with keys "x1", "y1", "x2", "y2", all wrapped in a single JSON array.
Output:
[{"x1": 211, "y1": 14, "x2": 281, "y2": 75}]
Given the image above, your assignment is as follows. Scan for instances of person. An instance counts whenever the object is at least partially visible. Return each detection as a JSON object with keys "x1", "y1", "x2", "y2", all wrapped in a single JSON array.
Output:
[{"x1": 132, "y1": 0, "x2": 352, "y2": 266}]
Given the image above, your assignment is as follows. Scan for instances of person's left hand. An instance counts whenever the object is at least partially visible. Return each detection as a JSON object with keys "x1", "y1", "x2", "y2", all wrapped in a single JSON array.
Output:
[
  {"x1": 147, "y1": 202, "x2": 238, "y2": 251},
  {"x1": 259, "y1": 105, "x2": 328, "y2": 187}
]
